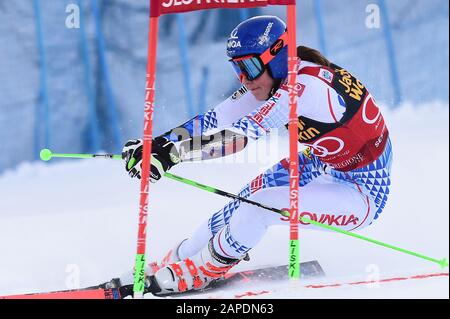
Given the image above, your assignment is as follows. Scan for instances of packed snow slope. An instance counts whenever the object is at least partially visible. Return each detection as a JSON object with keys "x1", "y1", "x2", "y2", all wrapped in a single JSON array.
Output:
[{"x1": 0, "y1": 102, "x2": 448, "y2": 298}]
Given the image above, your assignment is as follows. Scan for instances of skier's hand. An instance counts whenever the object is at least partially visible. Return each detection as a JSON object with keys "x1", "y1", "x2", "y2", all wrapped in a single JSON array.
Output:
[
  {"x1": 122, "y1": 137, "x2": 181, "y2": 182},
  {"x1": 122, "y1": 139, "x2": 143, "y2": 179},
  {"x1": 149, "y1": 136, "x2": 181, "y2": 183}
]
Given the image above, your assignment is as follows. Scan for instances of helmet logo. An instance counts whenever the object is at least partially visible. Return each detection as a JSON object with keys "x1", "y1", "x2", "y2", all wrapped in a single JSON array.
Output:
[
  {"x1": 270, "y1": 39, "x2": 284, "y2": 56},
  {"x1": 228, "y1": 40, "x2": 241, "y2": 48},
  {"x1": 258, "y1": 22, "x2": 274, "y2": 45},
  {"x1": 229, "y1": 28, "x2": 239, "y2": 39}
]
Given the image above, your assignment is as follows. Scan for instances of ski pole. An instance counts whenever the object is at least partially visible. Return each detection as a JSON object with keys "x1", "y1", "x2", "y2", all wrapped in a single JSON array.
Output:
[
  {"x1": 39, "y1": 148, "x2": 292, "y2": 216},
  {"x1": 166, "y1": 171, "x2": 448, "y2": 269},
  {"x1": 40, "y1": 148, "x2": 121, "y2": 160},
  {"x1": 40, "y1": 148, "x2": 449, "y2": 268}
]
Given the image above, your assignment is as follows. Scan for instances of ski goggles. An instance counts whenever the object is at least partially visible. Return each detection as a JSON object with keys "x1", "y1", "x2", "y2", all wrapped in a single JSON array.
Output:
[{"x1": 229, "y1": 31, "x2": 288, "y2": 81}]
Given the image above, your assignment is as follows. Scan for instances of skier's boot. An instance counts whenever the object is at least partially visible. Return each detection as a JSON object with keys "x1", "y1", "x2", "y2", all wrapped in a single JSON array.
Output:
[
  {"x1": 153, "y1": 238, "x2": 243, "y2": 295},
  {"x1": 148, "y1": 239, "x2": 187, "y2": 275},
  {"x1": 118, "y1": 239, "x2": 187, "y2": 288}
]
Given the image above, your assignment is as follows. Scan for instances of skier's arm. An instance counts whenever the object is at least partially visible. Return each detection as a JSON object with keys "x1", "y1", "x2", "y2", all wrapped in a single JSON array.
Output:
[
  {"x1": 160, "y1": 85, "x2": 259, "y2": 143},
  {"x1": 166, "y1": 83, "x2": 292, "y2": 161},
  {"x1": 176, "y1": 85, "x2": 292, "y2": 161},
  {"x1": 122, "y1": 86, "x2": 260, "y2": 180},
  {"x1": 158, "y1": 86, "x2": 260, "y2": 161},
  {"x1": 223, "y1": 85, "x2": 291, "y2": 141}
]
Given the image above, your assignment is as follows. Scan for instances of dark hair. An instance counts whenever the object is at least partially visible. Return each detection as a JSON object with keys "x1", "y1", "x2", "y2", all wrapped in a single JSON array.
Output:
[{"x1": 297, "y1": 45, "x2": 331, "y2": 67}]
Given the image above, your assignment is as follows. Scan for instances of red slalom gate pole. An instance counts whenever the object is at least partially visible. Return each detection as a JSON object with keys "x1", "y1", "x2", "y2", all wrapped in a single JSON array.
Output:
[
  {"x1": 132, "y1": 8, "x2": 159, "y2": 298},
  {"x1": 286, "y1": 3, "x2": 300, "y2": 279},
  {"x1": 130, "y1": 0, "x2": 300, "y2": 297}
]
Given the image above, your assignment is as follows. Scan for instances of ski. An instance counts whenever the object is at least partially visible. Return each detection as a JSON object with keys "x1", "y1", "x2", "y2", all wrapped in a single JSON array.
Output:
[
  {"x1": 0, "y1": 260, "x2": 324, "y2": 299},
  {"x1": 0, "y1": 278, "x2": 126, "y2": 299},
  {"x1": 165, "y1": 259, "x2": 325, "y2": 297},
  {"x1": 0, "y1": 288, "x2": 121, "y2": 299}
]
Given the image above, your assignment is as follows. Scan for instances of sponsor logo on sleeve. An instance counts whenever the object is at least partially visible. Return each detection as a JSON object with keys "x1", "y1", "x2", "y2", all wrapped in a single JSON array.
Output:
[
  {"x1": 319, "y1": 69, "x2": 334, "y2": 84},
  {"x1": 248, "y1": 92, "x2": 281, "y2": 126},
  {"x1": 231, "y1": 86, "x2": 248, "y2": 101}
]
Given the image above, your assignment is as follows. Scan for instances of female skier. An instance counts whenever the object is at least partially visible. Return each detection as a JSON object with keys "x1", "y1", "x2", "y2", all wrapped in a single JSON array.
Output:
[{"x1": 122, "y1": 15, "x2": 392, "y2": 295}]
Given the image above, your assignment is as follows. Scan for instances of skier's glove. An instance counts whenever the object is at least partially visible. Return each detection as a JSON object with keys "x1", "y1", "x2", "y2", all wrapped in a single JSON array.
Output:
[
  {"x1": 122, "y1": 137, "x2": 181, "y2": 182},
  {"x1": 122, "y1": 139, "x2": 143, "y2": 179},
  {"x1": 149, "y1": 136, "x2": 181, "y2": 182}
]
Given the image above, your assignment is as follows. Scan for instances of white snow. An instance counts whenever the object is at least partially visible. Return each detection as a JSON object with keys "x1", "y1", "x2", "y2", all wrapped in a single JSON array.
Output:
[{"x1": 0, "y1": 101, "x2": 448, "y2": 298}]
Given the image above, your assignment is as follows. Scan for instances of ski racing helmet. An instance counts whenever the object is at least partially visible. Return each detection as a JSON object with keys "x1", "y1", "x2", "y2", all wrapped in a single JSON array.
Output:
[{"x1": 226, "y1": 15, "x2": 288, "y2": 82}]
